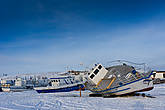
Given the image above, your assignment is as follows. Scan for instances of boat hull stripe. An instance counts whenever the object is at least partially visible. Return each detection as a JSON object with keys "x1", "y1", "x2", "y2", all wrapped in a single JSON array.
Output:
[
  {"x1": 36, "y1": 84, "x2": 84, "y2": 93},
  {"x1": 104, "y1": 88, "x2": 131, "y2": 94}
]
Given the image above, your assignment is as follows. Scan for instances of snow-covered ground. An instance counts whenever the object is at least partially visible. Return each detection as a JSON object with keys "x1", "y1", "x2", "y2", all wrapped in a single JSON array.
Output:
[{"x1": 0, "y1": 84, "x2": 165, "y2": 110}]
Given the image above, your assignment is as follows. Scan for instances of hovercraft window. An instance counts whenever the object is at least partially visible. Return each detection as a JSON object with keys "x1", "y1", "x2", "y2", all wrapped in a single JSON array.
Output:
[
  {"x1": 90, "y1": 74, "x2": 95, "y2": 79},
  {"x1": 98, "y1": 65, "x2": 102, "y2": 69},
  {"x1": 94, "y1": 69, "x2": 99, "y2": 75}
]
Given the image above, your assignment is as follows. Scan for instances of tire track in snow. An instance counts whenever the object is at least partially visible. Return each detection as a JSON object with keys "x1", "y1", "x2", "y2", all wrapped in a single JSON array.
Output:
[
  {"x1": 33, "y1": 97, "x2": 63, "y2": 110},
  {"x1": 39, "y1": 94, "x2": 96, "y2": 110},
  {"x1": 0, "y1": 106, "x2": 17, "y2": 110},
  {"x1": 42, "y1": 100, "x2": 62, "y2": 109},
  {"x1": 41, "y1": 96, "x2": 86, "y2": 109},
  {"x1": 12, "y1": 102, "x2": 36, "y2": 109},
  {"x1": 61, "y1": 98, "x2": 94, "y2": 109}
]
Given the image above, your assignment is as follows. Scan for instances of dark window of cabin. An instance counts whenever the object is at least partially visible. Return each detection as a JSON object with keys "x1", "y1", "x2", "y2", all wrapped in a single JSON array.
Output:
[
  {"x1": 49, "y1": 82, "x2": 52, "y2": 86},
  {"x1": 132, "y1": 70, "x2": 136, "y2": 74},
  {"x1": 163, "y1": 74, "x2": 165, "y2": 78},
  {"x1": 94, "y1": 69, "x2": 99, "y2": 75},
  {"x1": 98, "y1": 65, "x2": 102, "y2": 69},
  {"x1": 90, "y1": 74, "x2": 95, "y2": 79},
  {"x1": 119, "y1": 82, "x2": 123, "y2": 86}
]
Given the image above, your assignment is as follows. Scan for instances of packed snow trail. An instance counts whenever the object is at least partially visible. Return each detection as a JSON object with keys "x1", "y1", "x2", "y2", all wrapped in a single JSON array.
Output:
[{"x1": 0, "y1": 84, "x2": 165, "y2": 110}]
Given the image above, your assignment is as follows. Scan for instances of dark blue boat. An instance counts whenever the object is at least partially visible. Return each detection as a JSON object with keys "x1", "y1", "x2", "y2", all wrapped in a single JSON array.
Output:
[{"x1": 36, "y1": 84, "x2": 84, "y2": 93}]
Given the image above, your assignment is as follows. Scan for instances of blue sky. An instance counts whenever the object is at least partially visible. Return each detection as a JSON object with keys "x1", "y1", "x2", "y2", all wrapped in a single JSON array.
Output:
[{"x1": 0, "y1": 0, "x2": 165, "y2": 74}]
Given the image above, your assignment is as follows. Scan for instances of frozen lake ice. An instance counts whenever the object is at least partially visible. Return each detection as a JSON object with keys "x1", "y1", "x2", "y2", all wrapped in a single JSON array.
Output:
[{"x1": 0, "y1": 84, "x2": 165, "y2": 110}]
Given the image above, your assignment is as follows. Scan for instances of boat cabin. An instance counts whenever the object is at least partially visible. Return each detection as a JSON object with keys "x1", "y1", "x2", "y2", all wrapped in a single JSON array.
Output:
[
  {"x1": 15, "y1": 78, "x2": 26, "y2": 87},
  {"x1": 49, "y1": 76, "x2": 76, "y2": 87},
  {"x1": 88, "y1": 64, "x2": 108, "y2": 85}
]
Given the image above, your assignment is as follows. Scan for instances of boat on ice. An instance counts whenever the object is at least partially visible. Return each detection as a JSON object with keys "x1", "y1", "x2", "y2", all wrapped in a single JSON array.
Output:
[
  {"x1": 1, "y1": 77, "x2": 28, "y2": 92},
  {"x1": 2, "y1": 86, "x2": 28, "y2": 92},
  {"x1": 34, "y1": 75, "x2": 85, "y2": 93},
  {"x1": 85, "y1": 60, "x2": 154, "y2": 96}
]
